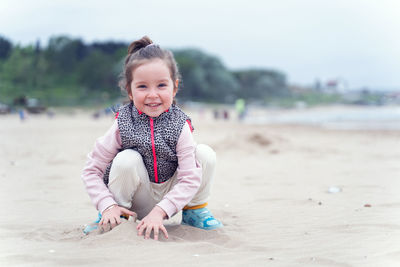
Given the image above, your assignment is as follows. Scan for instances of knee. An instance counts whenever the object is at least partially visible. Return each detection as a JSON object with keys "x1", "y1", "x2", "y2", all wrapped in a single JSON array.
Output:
[
  {"x1": 195, "y1": 144, "x2": 216, "y2": 167},
  {"x1": 111, "y1": 149, "x2": 144, "y2": 172}
]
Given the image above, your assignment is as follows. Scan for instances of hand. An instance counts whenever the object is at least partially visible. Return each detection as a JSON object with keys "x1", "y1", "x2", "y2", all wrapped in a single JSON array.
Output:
[
  {"x1": 99, "y1": 205, "x2": 136, "y2": 232},
  {"x1": 137, "y1": 206, "x2": 168, "y2": 240}
]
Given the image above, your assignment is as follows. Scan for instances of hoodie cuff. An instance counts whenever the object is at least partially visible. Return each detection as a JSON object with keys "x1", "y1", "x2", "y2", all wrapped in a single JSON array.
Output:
[
  {"x1": 157, "y1": 198, "x2": 177, "y2": 219},
  {"x1": 98, "y1": 197, "x2": 118, "y2": 215}
]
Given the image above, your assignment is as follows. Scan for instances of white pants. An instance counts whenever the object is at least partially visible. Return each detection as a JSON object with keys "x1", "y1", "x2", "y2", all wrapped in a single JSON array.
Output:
[{"x1": 107, "y1": 144, "x2": 216, "y2": 219}]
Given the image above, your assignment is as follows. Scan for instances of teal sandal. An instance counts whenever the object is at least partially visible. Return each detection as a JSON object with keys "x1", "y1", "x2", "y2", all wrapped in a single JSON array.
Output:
[{"x1": 182, "y1": 208, "x2": 223, "y2": 230}]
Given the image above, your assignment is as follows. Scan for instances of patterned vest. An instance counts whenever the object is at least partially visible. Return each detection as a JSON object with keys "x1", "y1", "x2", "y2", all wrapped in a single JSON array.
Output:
[{"x1": 103, "y1": 102, "x2": 193, "y2": 184}]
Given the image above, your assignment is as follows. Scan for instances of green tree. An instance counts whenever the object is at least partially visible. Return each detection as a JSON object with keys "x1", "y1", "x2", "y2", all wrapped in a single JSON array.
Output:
[
  {"x1": 174, "y1": 49, "x2": 239, "y2": 103},
  {"x1": 0, "y1": 34, "x2": 292, "y2": 106},
  {"x1": 45, "y1": 36, "x2": 87, "y2": 73},
  {"x1": 0, "y1": 36, "x2": 12, "y2": 59},
  {"x1": 233, "y1": 69, "x2": 289, "y2": 101}
]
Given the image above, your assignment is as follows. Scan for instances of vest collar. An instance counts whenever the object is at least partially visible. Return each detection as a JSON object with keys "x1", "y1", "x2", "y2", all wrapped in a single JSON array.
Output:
[{"x1": 136, "y1": 108, "x2": 169, "y2": 115}]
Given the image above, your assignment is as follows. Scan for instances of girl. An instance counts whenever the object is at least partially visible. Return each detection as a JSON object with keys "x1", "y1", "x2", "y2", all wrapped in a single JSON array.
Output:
[{"x1": 81, "y1": 36, "x2": 223, "y2": 240}]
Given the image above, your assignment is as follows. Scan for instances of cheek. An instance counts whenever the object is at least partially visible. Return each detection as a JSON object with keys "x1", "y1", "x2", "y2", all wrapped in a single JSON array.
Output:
[
  {"x1": 133, "y1": 91, "x2": 148, "y2": 103},
  {"x1": 164, "y1": 91, "x2": 174, "y2": 101},
  {"x1": 129, "y1": 90, "x2": 138, "y2": 101}
]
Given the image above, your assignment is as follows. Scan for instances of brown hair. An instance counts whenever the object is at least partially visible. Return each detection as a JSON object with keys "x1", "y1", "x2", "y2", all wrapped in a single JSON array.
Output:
[{"x1": 119, "y1": 36, "x2": 181, "y2": 99}]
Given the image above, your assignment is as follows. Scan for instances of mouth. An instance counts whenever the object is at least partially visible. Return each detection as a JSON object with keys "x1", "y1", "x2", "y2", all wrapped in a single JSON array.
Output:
[{"x1": 145, "y1": 103, "x2": 162, "y2": 107}]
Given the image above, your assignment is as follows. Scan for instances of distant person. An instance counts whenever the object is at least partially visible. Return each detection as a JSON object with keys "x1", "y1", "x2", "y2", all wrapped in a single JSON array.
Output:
[
  {"x1": 213, "y1": 109, "x2": 219, "y2": 119},
  {"x1": 235, "y1": 98, "x2": 246, "y2": 120},
  {"x1": 18, "y1": 109, "x2": 26, "y2": 121},
  {"x1": 81, "y1": 36, "x2": 223, "y2": 240},
  {"x1": 46, "y1": 108, "x2": 55, "y2": 118},
  {"x1": 223, "y1": 110, "x2": 229, "y2": 120}
]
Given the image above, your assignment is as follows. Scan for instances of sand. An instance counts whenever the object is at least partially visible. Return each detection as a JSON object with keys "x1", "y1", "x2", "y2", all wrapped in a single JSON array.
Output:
[{"x1": 0, "y1": 107, "x2": 400, "y2": 266}]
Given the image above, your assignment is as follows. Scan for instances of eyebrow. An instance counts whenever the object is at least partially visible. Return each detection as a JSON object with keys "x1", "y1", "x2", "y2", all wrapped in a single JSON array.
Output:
[
  {"x1": 134, "y1": 78, "x2": 170, "y2": 85},
  {"x1": 156, "y1": 78, "x2": 170, "y2": 83}
]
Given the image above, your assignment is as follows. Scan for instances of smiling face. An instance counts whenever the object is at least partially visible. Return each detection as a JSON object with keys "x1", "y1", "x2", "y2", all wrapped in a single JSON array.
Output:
[{"x1": 128, "y1": 59, "x2": 178, "y2": 117}]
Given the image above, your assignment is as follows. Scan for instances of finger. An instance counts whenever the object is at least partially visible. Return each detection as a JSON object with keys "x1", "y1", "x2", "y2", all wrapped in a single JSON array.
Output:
[
  {"x1": 110, "y1": 217, "x2": 117, "y2": 229},
  {"x1": 99, "y1": 216, "x2": 108, "y2": 228},
  {"x1": 138, "y1": 223, "x2": 146, "y2": 236},
  {"x1": 160, "y1": 225, "x2": 169, "y2": 239},
  {"x1": 153, "y1": 226, "x2": 159, "y2": 241},
  {"x1": 120, "y1": 207, "x2": 136, "y2": 216},
  {"x1": 145, "y1": 225, "x2": 153, "y2": 239},
  {"x1": 104, "y1": 223, "x2": 111, "y2": 232},
  {"x1": 116, "y1": 217, "x2": 121, "y2": 225},
  {"x1": 101, "y1": 219, "x2": 110, "y2": 232},
  {"x1": 137, "y1": 220, "x2": 144, "y2": 230}
]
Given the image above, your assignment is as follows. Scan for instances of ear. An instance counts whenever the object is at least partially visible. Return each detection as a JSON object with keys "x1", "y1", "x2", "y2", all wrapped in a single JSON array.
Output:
[
  {"x1": 127, "y1": 86, "x2": 133, "y2": 101},
  {"x1": 173, "y1": 79, "x2": 179, "y2": 97}
]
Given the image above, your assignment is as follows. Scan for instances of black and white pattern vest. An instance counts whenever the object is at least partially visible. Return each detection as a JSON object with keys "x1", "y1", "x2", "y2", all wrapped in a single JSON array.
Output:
[{"x1": 103, "y1": 102, "x2": 193, "y2": 184}]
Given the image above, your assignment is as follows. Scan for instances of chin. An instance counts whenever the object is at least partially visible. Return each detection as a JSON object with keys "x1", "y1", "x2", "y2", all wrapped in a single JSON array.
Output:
[{"x1": 145, "y1": 111, "x2": 162, "y2": 117}]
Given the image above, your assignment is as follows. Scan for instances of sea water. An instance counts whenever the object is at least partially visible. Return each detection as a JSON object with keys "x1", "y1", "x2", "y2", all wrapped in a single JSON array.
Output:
[{"x1": 245, "y1": 106, "x2": 400, "y2": 130}]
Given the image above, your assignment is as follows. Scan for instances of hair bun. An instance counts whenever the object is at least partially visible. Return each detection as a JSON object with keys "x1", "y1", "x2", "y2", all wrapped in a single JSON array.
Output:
[{"x1": 127, "y1": 36, "x2": 153, "y2": 55}]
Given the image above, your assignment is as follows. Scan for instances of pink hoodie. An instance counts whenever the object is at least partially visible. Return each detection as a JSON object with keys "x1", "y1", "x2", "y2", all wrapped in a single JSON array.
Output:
[{"x1": 81, "y1": 120, "x2": 202, "y2": 218}]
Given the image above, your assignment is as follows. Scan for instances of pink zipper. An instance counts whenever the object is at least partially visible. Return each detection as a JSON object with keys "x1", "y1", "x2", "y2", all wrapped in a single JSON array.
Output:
[
  {"x1": 149, "y1": 118, "x2": 159, "y2": 183},
  {"x1": 186, "y1": 119, "x2": 193, "y2": 132}
]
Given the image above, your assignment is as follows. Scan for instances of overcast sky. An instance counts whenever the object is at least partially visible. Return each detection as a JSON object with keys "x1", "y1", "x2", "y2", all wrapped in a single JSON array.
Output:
[{"x1": 1, "y1": 0, "x2": 399, "y2": 90}]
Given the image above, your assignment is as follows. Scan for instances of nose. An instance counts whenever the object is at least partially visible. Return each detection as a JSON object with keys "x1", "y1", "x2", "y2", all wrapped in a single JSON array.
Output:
[{"x1": 147, "y1": 87, "x2": 158, "y2": 98}]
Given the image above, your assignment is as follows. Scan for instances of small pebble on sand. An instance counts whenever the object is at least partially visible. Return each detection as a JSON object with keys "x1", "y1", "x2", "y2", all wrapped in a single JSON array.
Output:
[{"x1": 328, "y1": 186, "x2": 341, "y2": 193}]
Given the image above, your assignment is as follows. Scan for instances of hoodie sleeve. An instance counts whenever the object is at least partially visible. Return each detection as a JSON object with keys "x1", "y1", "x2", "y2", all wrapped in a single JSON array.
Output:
[
  {"x1": 81, "y1": 120, "x2": 122, "y2": 214},
  {"x1": 156, "y1": 122, "x2": 202, "y2": 218}
]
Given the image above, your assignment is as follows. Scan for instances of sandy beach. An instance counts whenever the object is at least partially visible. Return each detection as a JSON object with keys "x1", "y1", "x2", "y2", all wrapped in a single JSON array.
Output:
[{"x1": 1, "y1": 107, "x2": 400, "y2": 266}]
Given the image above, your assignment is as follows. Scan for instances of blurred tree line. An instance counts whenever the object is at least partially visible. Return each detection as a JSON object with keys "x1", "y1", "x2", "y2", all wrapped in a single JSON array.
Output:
[{"x1": 0, "y1": 35, "x2": 289, "y2": 106}]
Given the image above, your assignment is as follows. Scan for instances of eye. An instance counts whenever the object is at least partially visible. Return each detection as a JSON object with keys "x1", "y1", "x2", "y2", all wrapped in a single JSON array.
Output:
[
  {"x1": 137, "y1": 85, "x2": 147, "y2": 89},
  {"x1": 158, "y1": 83, "x2": 167, "y2": 88}
]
